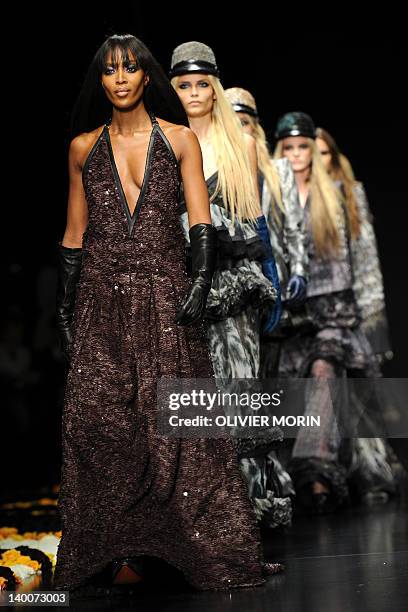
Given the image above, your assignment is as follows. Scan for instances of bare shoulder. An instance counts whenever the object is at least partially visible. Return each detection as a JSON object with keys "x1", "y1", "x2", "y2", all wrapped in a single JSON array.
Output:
[
  {"x1": 156, "y1": 118, "x2": 195, "y2": 142},
  {"x1": 69, "y1": 126, "x2": 105, "y2": 168},
  {"x1": 156, "y1": 118, "x2": 199, "y2": 159}
]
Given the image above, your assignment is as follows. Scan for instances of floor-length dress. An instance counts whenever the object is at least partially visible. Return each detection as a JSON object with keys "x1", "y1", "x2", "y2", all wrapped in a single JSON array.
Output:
[{"x1": 53, "y1": 113, "x2": 266, "y2": 591}]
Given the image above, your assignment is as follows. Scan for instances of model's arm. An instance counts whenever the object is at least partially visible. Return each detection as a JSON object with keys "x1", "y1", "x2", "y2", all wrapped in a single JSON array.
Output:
[
  {"x1": 61, "y1": 135, "x2": 90, "y2": 248},
  {"x1": 247, "y1": 134, "x2": 282, "y2": 331},
  {"x1": 56, "y1": 133, "x2": 93, "y2": 364},
  {"x1": 349, "y1": 182, "x2": 391, "y2": 360},
  {"x1": 179, "y1": 128, "x2": 211, "y2": 227},
  {"x1": 174, "y1": 127, "x2": 217, "y2": 326}
]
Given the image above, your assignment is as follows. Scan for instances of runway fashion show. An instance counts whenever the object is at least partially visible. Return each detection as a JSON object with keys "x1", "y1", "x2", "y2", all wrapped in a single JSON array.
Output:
[{"x1": 1, "y1": 9, "x2": 408, "y2": 611}]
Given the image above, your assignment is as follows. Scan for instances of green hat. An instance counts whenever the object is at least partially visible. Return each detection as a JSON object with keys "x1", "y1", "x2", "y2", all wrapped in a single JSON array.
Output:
[{"x1": 275, "y1": 112, "x2": 316, "y2": 140}]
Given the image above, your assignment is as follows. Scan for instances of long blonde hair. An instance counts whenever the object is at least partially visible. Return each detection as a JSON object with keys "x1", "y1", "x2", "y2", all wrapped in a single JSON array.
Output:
[
  {"x1": 275, "y1": 138, "x2": 344, "y2": 257},
  {"x1": 316, "y1": 127, "x2": 361, "y2": 239},
  {"x1": 171, "y1": 74, "x2": 259, "y2": 222},
  {"x1": 245, "y1": 116, "x2": 285, "y2": 223}
]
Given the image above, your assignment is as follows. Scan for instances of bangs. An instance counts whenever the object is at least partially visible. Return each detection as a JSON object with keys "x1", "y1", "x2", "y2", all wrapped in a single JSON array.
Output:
[{"x1": 96, "y1": 36, "x2": 145, "y2": 74}]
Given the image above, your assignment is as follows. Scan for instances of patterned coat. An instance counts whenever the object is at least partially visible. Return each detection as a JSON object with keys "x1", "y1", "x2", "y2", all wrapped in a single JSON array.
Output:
[
  {"x1": 260, "y1": 158, "x2": 308, "y2": 296},
  {"x1": 349, "y1": 182, "x2": 392, "y2": 359}
]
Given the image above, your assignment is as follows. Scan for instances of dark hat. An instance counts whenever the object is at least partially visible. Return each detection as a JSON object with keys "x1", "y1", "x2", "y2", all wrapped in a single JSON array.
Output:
[
  {"x1": 169, "y1": 41, "x2": 219, "y2": 78},
  {"x1": 275, "y1": 112, "x2": 316, "y2": 140},
  {"x1": 224, "y1": 87, "x2": 258, "y2": 118}
]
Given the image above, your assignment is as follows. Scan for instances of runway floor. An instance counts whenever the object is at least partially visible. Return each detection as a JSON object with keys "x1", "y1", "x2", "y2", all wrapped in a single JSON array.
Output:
[{"x1": 1, "y1": 485, "x2": 407, "y2": 611}]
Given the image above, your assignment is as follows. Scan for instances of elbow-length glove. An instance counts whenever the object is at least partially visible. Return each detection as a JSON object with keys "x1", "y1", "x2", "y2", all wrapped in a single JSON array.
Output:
[
  {"x1": 286, "y1": 274, "x2": 307, "y2": 306},
  {"x1": 56, "y1": 241, "x2": 83, "y2": 364},
  {"x1": 175, "y1": 223, "x2": 217, "y2": 326},
  {"x1": 256, "y1": 215, "x2": 282, "y2": 333}
]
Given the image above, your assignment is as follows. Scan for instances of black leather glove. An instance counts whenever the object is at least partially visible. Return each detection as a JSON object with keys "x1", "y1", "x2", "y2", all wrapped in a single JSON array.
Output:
[
  {"x1": 175, "y1": 223, "x2": 217, "y2": 326},
  {"x1": 56, "y1": 241, "x2": 83, "y2": 364}
]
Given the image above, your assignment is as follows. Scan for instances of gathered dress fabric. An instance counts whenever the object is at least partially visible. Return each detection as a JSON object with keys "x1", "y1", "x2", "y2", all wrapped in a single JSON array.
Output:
[{"x1": 53, "y1": 114, "x2": 266, "y2": 592}]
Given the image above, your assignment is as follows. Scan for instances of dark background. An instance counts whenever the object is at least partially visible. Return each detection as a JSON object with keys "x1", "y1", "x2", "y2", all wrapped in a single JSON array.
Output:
[{"x1": 2, "y1": 9, "x2": 407, "y2": 493}]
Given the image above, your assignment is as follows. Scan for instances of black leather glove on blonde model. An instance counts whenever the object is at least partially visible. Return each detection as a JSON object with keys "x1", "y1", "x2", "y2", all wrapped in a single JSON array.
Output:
[{"x1": 175, "y1": 223, "x2": 217, "y2": 325}]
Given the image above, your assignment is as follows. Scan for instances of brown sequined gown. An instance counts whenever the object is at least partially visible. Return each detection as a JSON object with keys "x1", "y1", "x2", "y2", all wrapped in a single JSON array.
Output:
[{"x1": 53, "y1": 113, "x2": 266, "y2": 591}]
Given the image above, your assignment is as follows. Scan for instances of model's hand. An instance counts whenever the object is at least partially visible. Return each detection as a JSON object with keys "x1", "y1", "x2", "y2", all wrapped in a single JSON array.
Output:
[
  {"x1": 286, "y1": 275, "x2": 307, "y2": 306},
  {"x1": 175, "y1": 279, "x2": 211, "y2": 326},
  {"x1": 175, "y1": 223, "x2": 217, "y2": 326},
  {"x1": 59, "y1": 329, "x2": 72, "y2": 366},
  {"x1": 261, "y1": 258, "x2": 282, "y2": 334}
]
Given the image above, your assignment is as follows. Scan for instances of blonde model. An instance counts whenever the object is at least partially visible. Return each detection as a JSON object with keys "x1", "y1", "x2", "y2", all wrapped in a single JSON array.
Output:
[
  {"x1": 169, "y1": 42, "x2": 288, "y2": 528},
  {"x1": 274, "y1": 112, "x2": 401, "y2": 513}
]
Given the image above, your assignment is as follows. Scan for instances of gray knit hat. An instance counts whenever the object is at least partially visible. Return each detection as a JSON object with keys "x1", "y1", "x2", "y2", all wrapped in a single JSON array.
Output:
[{"x1": 169, "y1": 41, "x2": 219, "y2": 78}]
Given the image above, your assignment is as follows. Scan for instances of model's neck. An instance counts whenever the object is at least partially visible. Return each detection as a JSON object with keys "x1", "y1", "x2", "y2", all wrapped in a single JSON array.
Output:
[
  {"x1": 110, "y1": 103, "x2": 152, "y2": 135},
  {"x1": 188, "y1": 113, "x2": 212, "y2": 143},
  {"x1": 293, "y1": 166, "x2": 312, "y2": 208},
  {"x1": 294, "y1": 166, "x2": 311, "y2": 190}
]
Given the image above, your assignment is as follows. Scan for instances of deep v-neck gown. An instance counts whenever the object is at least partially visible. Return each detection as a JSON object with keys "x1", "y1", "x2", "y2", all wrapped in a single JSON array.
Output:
[{"x1": 53, "y1": 115, "x2": 266, "y2": 591}]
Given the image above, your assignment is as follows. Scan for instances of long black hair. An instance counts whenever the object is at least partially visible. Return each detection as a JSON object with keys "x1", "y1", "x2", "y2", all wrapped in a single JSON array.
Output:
[{"x1": 71, "y1": 34, "x2": 188, "y2": 137}]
